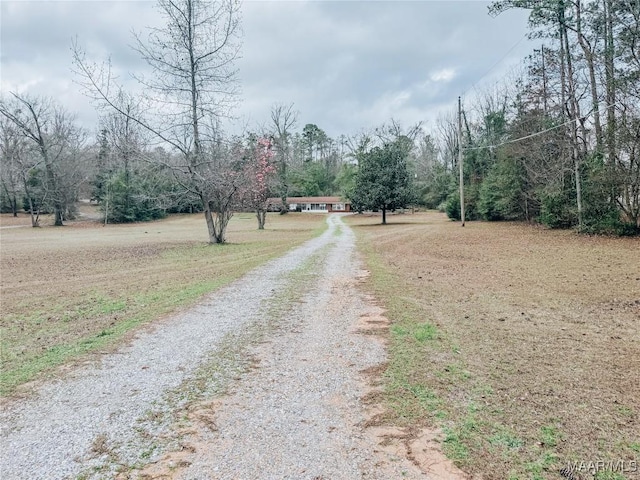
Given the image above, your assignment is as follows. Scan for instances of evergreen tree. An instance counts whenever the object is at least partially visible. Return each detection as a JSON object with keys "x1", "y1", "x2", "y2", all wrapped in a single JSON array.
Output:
[{"x1": 351, "y1": 139, "x2": 415, "y2": 224}]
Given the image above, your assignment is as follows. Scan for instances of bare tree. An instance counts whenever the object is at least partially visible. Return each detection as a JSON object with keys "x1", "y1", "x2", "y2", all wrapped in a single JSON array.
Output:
[
  {"x1": 436, "y1": 111, "x2": 459, "y2": 173},
  {"x1": 270, "y1": 103, "x2": 297, "y2": 213},
  {"x1": 0, "y1": 94, "x2": 86, "y2": 226},
  {"x1": 373, "y1": 119, "x2": 423, "y2": 145},
  {"x1": 73, "y1": 0, "x2": 242, "y2": 243},
  {"x1": 96, "y1": 91, "x2": 150, "y2": 223},
  {"x1": 345, "y1": 131, "x2": 373, "y2": 167},
  {"x1": 0, "y1": 117, "x2": 24, "y2": 217}
]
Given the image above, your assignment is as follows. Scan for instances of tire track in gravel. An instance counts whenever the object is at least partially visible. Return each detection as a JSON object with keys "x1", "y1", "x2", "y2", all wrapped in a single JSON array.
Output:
[{"x1": 0, "y1": 215, "x2": 432, "y2": 480}]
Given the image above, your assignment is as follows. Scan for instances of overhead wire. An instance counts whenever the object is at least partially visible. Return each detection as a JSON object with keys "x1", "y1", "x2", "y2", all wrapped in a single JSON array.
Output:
[
  {"x1": 460, "y1": 33, "x2": 529, "y2": 99},
  {"x1": 461, "y1": 101, "x2": 619, "y2": 151}
]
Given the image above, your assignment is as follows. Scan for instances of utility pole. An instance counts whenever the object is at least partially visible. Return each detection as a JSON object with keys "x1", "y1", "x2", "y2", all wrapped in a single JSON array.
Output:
[{"x1": 458, "y1": 96, "x2": 465, "y2": 227}]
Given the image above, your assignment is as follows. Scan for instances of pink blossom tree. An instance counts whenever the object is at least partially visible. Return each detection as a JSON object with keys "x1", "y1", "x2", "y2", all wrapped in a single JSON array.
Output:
[{"x1": 242, "y1": 137, "x2": 276, "y2": 229}]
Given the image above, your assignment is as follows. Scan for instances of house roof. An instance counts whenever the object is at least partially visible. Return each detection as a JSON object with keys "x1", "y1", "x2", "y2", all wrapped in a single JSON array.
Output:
[{"x1": 268, "y1": 196, "x2": 350, "y2": 204}]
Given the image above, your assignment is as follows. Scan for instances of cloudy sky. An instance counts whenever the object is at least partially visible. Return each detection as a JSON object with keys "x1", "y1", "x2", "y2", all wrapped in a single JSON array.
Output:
[{"x1": 1, "y1": 0, "x2": 536, "y2": 139}]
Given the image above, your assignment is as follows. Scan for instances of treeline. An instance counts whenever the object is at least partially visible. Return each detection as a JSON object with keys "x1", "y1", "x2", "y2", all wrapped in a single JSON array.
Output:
[
  {"x1": 418, "y1": 0, "x2": 639, "y2": 235},
  {"x1": 0, "y1": 99, "x2": 357, "y2": 226},
  {"x1": 2, "y1": 0, "x2": 637, "y2": 237},
  {"x1": 0, "y1": 97, "x2": 197, "y2": 226}
]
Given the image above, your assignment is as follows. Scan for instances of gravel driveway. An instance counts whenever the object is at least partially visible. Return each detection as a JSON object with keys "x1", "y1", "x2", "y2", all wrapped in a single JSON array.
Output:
[{"x1": 1, "y1": 215, "x2": 427, "y2": 479}]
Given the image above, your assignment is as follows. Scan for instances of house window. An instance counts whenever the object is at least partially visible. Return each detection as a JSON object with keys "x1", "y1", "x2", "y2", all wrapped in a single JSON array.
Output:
[{"x1": 334, "y1": 203, "x2": 344, "y2": 211}]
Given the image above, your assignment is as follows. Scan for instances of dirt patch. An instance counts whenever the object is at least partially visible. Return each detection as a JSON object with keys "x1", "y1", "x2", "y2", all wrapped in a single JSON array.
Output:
[
  {"x1": 128, "y1": 401, "x2": 223, "y2": 480},
  {"x1": 407, "y1": 429, "x2": 471, "y2": 480}
]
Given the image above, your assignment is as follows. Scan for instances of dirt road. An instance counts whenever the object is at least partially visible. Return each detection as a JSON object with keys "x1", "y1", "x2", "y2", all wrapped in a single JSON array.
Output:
[{"x1": 1, "y1": 215, "x2": 429, "y2": 479}]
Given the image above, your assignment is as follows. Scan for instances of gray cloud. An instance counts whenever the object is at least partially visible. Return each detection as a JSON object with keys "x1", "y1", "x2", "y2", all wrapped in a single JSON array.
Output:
[{"x1": 1, "y1": 0, "x2": 536, "y2": 139}]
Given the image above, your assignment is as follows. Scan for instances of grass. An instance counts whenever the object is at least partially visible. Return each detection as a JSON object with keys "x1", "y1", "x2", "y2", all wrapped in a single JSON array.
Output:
[
  {"x1": 346, "y1": 211, "x2": 640, "y2": 480},
  {"x1": 0, "y1": 210, "x2": 326, "y2": 396}
]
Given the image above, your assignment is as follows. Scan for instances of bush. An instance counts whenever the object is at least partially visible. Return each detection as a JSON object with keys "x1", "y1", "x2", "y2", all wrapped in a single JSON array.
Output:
[
  {"x1": 538, "y1": 189, "x2": 576, "y2": 229},
  {"x1": 478, "y1": 158, "x2": 526, "y2": 221},
  {"x1": 446, "y1": 191, "x2": 461, "y2": 220},
  {"x1": 420, "y1": 165, "x2": 454, "y2": 209},
  {"x1": 101, "y1": 170, "x2": 166, "y2": 223},
  {"x1": 445, "y1": 187, "x2": 479, "y2": 221},
  {"x1": 578, "y1": 157, "x2": 638, "y2": 236}
]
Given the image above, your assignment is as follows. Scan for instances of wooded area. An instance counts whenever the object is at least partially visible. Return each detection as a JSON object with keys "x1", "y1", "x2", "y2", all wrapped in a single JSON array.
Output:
[
  {"x1": 420, "y1": 0, "x2": 639, "y2": 235},
  {"x1": 1, "y1": 0, "x2": 638, "y2": 236}
]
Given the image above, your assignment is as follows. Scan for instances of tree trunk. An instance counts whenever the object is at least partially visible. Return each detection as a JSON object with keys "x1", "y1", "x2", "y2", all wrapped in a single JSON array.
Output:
[
  {"x1": 256, "y1": 209, "x2": 266, "y2": 230},
  {"x1": 382, "y1": 206, "x2": 387, "y2": 225},
  {"x1": 203, "y1": 203, "x2": 217, "y2": 244},
  {"x1": 22, "y1": 176, "x2": 39, "y2": 227},
  {"x1": 603, "y1": 0, "x2": 618, "y2": 206},
  {"x1": 575, "y1": 0, "x2": 604, "y2": 156},
  {"x1": 279, "y1": 169, "x2": 288, "y2": 215},
  {"x1": 1, "y1": 181, "x2": 18, "y2": 217},
  {"x1": 560, "y1": 5, "x2": 584, "y2": 228},
  {"x1": 212, "y1": 209, "x2": 232, "y2": 244},
  {"x1": 39, "y1": 144, "x2": 63, "y2": 226}
]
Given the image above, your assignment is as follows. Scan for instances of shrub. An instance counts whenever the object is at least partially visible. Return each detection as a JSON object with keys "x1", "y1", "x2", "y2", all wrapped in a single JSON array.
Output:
[
  {"x1": 538, "y1": 189, "x2": 576, "y2": 229},
  {"x1": 478, "y1": 158, "x2": 526, "y2": 221},
  {"x1": 446, "y1": 187, "x2": 479, "y2": 221}
]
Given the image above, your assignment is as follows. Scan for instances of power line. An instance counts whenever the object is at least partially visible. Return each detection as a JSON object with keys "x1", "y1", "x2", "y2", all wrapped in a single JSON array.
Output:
[
  {"x1": 461, "y1": 101, "x2": 619, "y2": 151},
  {"x1": 461, "y1": 34, "x2": 528, "y2": 98}
]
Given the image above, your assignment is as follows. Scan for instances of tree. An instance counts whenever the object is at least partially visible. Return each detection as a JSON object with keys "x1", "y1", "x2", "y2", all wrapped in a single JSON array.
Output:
[
  {"x1": 0, "y1": 117, "x2": 24, "y2": 216},
  {"x1": 270, "y1": 103, "x2": 297, "y2": 213},
  {"x1": 351, "y1": 139, "x2": 415, "y2": 224},
  {"x1": 240, "y1": 137, "x2": 276, "y2": 229},
  {"x1": 488, "y1": 0, "x2": 639, "y2": 233},
  {"x1": 94, "y1": 93, "x2": 166, "y2": 224},
  {"x1": 73, "y1": 0, "x2": 242, "y2": 243},
  {"x1": 0, "y1": 93, "x2": 86, "y2": 226},
  {"x1": 302, "y1": 124, "x2": 325, "y2": 162}
]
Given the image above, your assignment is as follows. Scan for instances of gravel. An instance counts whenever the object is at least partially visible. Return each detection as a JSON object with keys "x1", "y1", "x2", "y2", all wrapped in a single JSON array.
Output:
[{"x1": 1, "y1": 214, "x2": 426, "y2": 480}]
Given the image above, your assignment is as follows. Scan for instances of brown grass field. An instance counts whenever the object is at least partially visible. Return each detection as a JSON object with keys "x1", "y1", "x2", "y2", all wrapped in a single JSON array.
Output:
[
  {"x1": 0, "y1": 209, "x2": 326, "y2": 396},
  {"x1": 347, "y1": 212, "x2": 639, "y2": 480}
]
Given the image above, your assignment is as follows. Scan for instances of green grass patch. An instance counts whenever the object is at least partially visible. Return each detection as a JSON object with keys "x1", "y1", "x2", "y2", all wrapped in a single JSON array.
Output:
[
  {"x1": 1, "y1": 279, "x2": 226, "y2": 396},
  {"x1": 594, "y1": 473, "x2": 627, "y2": 480},
  {"x1": 489, "y1": 429, "x2": 524, "y2": 450},
  {"x1": 540, "y1": 424, "x2": 561, "y2": 448},
  {"x1": 524, "y1": 451, "x2": 558, "y2": 480},
  {"x1": 443, "y1": 427, "x2": 470, "y2": 462},
  {"x1": 406, "y1": 383, "x2": 442, "y2": 413},
  {"x1": 516, "y1": 425, "x2": 563, "y2": 479},
  {"x1": 437, "y1": 363, "x2": 471, "y2": 382},
  {"x1": 413, "y1": 322, "x2": 438, "y2": 342}
]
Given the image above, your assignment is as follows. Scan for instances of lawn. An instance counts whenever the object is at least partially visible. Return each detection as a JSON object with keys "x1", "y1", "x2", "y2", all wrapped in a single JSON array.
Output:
[
  {"x1": 347, "y1": 211, "x2": 639, "y2": 480},
  {"x1": 0, "y1": 210, "x2": 326, "y2": 396}
]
